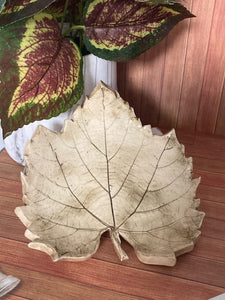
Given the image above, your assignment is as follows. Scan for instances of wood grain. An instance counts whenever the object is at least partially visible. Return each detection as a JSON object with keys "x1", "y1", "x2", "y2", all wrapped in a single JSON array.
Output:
[
  {"x1": 194, "y1": 170, "x2": 225, "y2": 189},
  {"x1": 158, "y1": 4, "x2": 192, "y2": 129},
  {"x1": 1, "y1": 263, "x2": 142, "y2": 300},
  {"x1": 176, "y1": 0, "x2": 215, "y2": 130},
  {"x1": 0, "y1": 163, "x2": 21, "y2": 181},
  {"x1": 2, "y1": 295, "x2": 28, "y2": 300},
  {"x1": 215, "y1": 77, "x2": 225, "y2": 135},
  {"x1": 196, "y1": 0, "x2": 225, "y2": 133},
  {"x1": 0, "y1": 178, "x2": 22, "y2": 199},
  {"x1": 200, "y1": 200, "x2": 225, "y2": 221},
  {"x1": 117, "y1": 62, "x2": 126, "y2": 100},
  {"x1": 139, "y1": 40, "x2": 166, "y2": 126},
  {"x1": 123, "y1": 53, "x2": 145, "y2": 119},
  {"x1": 197, "y1": 184, "x2": 225, "y2": 204}
]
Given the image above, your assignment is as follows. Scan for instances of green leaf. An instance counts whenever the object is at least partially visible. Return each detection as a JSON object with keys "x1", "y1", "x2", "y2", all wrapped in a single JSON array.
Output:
[
  {"x1": 0, "y1": 12, "x2": 83, "y2": 137},
  {"x1": 0, "y1": 0, "x2": 6, "y2": 13},
  {"x1": 0, "y1": 0, "x2": 56, "y2": 27},
  {"x1": 83, "y1": 0, "x2": 194, "y2": 61}
]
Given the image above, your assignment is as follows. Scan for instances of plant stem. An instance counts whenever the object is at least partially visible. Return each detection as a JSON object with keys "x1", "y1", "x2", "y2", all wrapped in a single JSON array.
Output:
[
  {"x1": 60, "y1": 0, "x2": 70, "y2": 32},
  {"x1": 63, "y1": 25, "x2": 85, "y2": 37},
  {"x1": 79, "y1": 31, "x2": 84, "y2": 50}
]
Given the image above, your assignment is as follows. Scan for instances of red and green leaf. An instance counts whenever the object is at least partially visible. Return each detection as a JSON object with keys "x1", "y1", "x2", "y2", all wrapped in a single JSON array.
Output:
[
  {"x1": 83, "y1": 0, "x2": 194, "y2": 61},
  {"x1": 0, "y1": 12, "x2": 83, "y2": 137},
  {"x1": 0, "y1": 0, "x2": 56, "y2": 27}
]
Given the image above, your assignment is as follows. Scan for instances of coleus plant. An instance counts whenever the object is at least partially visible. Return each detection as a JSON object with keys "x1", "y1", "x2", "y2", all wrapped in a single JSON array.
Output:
[{"x1": 0, "y1": 0, "x2": 193, "y2": 137}]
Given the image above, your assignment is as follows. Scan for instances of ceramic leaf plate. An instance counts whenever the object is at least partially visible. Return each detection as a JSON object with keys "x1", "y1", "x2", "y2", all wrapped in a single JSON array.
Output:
[{"x1": 15, "y1": 82, "x2": 205, "y2": 266}]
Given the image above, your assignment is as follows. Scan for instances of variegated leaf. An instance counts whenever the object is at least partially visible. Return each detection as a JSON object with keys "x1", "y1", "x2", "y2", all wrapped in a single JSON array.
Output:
[
  {"x1": 0, "y1": 0, "x2": 56, "y2": 27},
  {"x1": 83, "y1": 0, "x2": 193, "y2": 61},
  {"x1": 0, "y1": 12, "x2": 83, "y2": 136}
]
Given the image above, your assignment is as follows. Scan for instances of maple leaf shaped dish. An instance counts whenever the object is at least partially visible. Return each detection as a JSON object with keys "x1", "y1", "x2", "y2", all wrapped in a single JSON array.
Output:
[{"x1": 15, "y1": 82, "x2": 205, "y2": 266}]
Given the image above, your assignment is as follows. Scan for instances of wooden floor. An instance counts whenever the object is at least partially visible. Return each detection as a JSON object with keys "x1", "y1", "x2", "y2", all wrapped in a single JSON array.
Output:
[{"x1": 0, "y1": 130, "x2": 225, "y2": 300}]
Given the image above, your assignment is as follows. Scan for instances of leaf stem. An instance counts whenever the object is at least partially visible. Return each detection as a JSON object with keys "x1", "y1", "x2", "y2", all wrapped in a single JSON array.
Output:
[
  {"x1": 63, "y1": 25, "x2": 85, "y2": 37},
  {"x1": 60, "y1": 0, "x2": 70, "y2": 32}
]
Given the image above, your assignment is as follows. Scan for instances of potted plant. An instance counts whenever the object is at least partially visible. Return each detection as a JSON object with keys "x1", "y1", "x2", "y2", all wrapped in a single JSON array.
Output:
[{"x1": 0, "y1": 0, "x2": 193, "y2": 163}]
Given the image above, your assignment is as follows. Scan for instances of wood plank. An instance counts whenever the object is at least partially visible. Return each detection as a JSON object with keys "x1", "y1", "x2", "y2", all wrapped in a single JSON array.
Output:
[
  {"x1": 165, "y1": 131, "x2": 225, "y2": 161},
  {"x1": 196, "y1": 0, "x2": 225, "y2": 133},
  {"x1": 0, "y1": 238, "x2": 224, "y2": 300},
  {"x1": 194, "y1": 134, "x2": 225, "y2": 150},
  {"x1": 193, "y1": 157, "x2": 225, "y2": 174},
  {"x1": 117, "y1": 63, "x2": 126, "y2": 100},
  {"x1": 194, "y1": 170, "x2": 225, "y2": 188},
  {"x1": 158, "y1": 7, "x2": 191, "y2": 129},
  {"x1": 0, "y1": 163, "x2": 22, "y2": 181},
  {"x1": 185, "y1": 144, "x2": 225, "y2": 161},
  {"x1": 0, "y1": 150, "x2": 20, "y2": 166},
  {"x1": 215, "y1": 77, "x2": 225, "y2": 135},
  {"x1": 193, "y1": 236, "x2": 225, "y2": 262},
  {"x1": 177, "y1": 0, "x2": 215, "y2": 130},
  {"x1": 124, "y1": 53, "x2": 145, "y2": 119},
  {"x1": 197, "y1": 184, "x2": 225, "y2": 204},
  {"x1": 0, "y1": 215, "x2": 28, "y2": 243},
  {"x1": 199, "y1": 200, "x2": 225, "y2": 221},
  {"x1": 2, "y1": 295, "x2": 28, "y2": 300},
  {"x1": 0, "y1": 195, "x2": 20, "y2": 217},
  {"x1": 163, "y1": 129, "x2": 225, "y2": 149},
  {"x1": 1, "y1": 263, "x2": 142, "y2": 300},
  {"x1": 201, "y1": 217, "x2": 225, "y2": 241},
  {"x1": 0, "y1": 178, "x2": 22, "y2": 199},
  {"x1": 139, "y1": 40, "x2": 166, "y2": 126},
  {"x1": 173, "y1": 129, "x2": 196, "y2": 145}
]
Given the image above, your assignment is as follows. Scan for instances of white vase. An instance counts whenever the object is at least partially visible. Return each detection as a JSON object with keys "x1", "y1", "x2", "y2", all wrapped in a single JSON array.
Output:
[{"x1": 0, "y1": 54, "x2": 117, "y2": 165}]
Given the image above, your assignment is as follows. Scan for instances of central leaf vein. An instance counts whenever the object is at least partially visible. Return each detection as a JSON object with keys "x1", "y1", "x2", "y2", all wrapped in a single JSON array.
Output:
[{"x1": 102, "y1": 87, "x2": 116, "y2": 228}]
